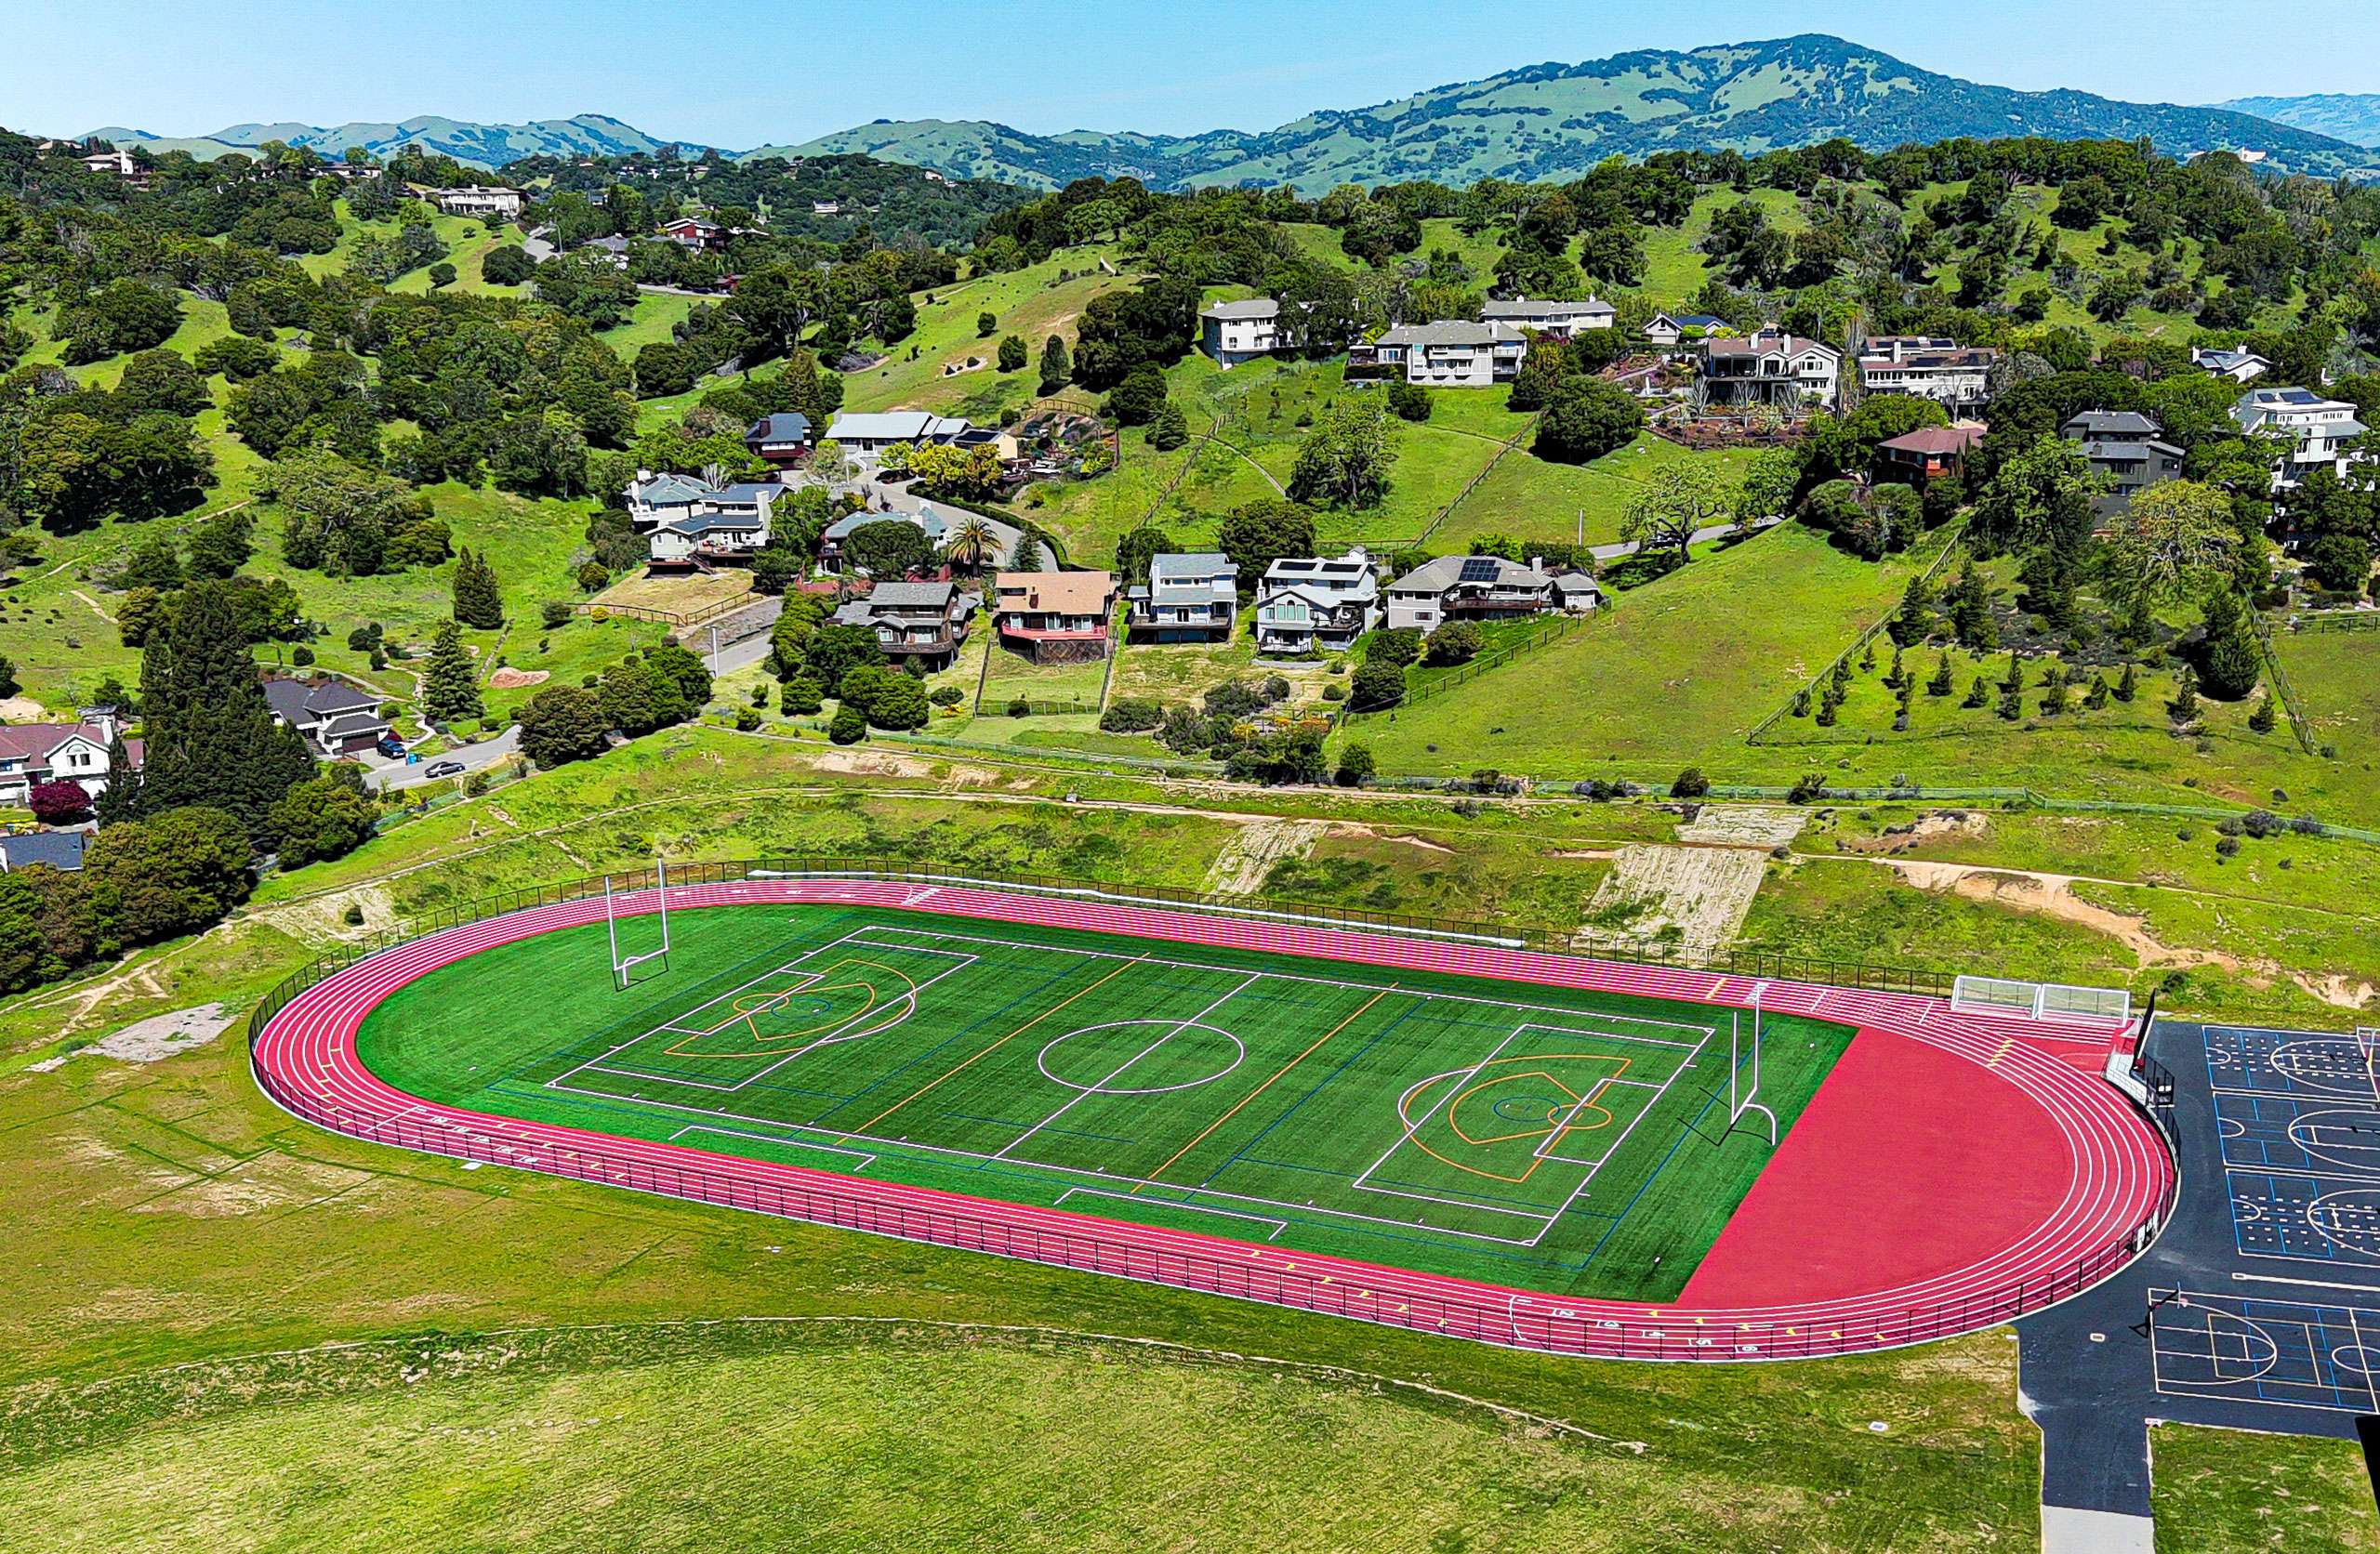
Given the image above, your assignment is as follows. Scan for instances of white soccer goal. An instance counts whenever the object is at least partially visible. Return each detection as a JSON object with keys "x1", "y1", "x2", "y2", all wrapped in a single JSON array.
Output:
[
  {"x1": 1728, "y1": 981, "x2": 1778, "y2": 1145},
  {"x1": 1951, "y1": 974, "x2": 2131, "y2": 1028},
  {"x1": 605, "y1": 860, "x2": 672, "y2": 990}
]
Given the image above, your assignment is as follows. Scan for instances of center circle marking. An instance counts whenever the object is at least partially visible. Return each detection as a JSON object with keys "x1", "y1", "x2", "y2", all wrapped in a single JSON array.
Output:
[{"x1": 1038, "y1": 1021, "x2": 1246, "y2": 1095}]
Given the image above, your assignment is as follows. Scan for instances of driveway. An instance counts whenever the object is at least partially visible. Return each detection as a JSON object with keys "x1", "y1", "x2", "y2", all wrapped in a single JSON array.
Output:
[{"x1": 366, "y1": 724, "x2": 520, "y2": 792}]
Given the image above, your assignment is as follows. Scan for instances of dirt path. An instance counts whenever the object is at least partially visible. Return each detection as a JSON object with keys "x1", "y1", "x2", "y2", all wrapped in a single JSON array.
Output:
[{"x1": 1201, "y1": 434, "x2": 1288, "y2": 496}]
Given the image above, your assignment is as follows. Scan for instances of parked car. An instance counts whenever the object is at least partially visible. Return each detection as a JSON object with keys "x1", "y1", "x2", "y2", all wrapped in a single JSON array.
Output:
[
  {"x1": 376, "y1": 734, "x2": 406, "y2": 757},
  {"x1": 423, "y1": 760, "x2": 466, "y2": 780}
]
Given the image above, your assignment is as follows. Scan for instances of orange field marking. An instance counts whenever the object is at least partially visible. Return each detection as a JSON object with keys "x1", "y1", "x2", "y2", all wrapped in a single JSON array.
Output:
[
  {"x1": 659, "y1": 960, "x2": 916, "y2": 1059},
  {"x1": 1135, "y1": 987, "x2": 1395, "y2": 1192},
  {"x1": 1394, "y1": 1053, "x2": 1629, "y2": 1184},
  {"x1": 851, "y1": 954, "x2": 1148, "y2": 1133}
]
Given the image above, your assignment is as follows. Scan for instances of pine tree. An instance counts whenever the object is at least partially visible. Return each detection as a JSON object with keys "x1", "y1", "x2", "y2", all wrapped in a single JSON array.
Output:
[
  {"x1": 136, "y1": 578, "x2": 313, "y2": 841},
  {"x1": 1038, "y1": 336, "x2": 1071, "y2": 395},
  {"x1": 1886, "y1": 575, "x2": 1936, "y2": 646},
  {"x1": 2039, "y1": 676, "x2": 2069, "y2": 716},
  {"x1": 2196, "y1": 588, "x2": 2261, "y2": 702},
  {"x1": 94, "y1": 733, "x2": 141, "y2": 826},
  {"x1": 2115, "y1": 661, "x2": 2139, "y2": 703},
  {"x1": 1926, "y1": 652, "x2": 1955, "y2": 696},
  {"x1": 2249, "y1": 693, "x2": 2279, "y2": 733},
  {"x1": 2169, "y1": 665, "x2": 2200, "y2": 724},
  {"x1": 1884, "y1": 647, "x2": 1906, "y2": 691},
  {"x1": 453, "y1": 547, "x2": 504, "y2": 629},
  {"x1": 2082, "y1": 675, "x2": 2110, "y2": 711},
  {"x1": 423, "y1": 618, "x2": 483, "y2": 723},
  {"x1": 1997, "y1": 680, "x2": 2024, "y2": 720},
  {"x1": 1963, "y1": 675, "x2": 1990, "y2": 708},
  {"x1": 1999, "y1": 652, "x2": 2025, "y2": 693}
]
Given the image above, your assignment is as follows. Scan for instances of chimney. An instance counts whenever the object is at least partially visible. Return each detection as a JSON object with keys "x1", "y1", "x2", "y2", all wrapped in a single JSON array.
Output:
[{"x1": 79, "y1": 706, "x2": 118, "y2": 744}]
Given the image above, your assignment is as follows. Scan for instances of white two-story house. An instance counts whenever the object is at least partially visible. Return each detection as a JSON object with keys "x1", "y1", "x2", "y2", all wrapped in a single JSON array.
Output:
[
  {"x1": 1357, "y1": 321, "x2": 1528, "y2": 388},
  {"x1": 1480, "y1": 296, "x2": 1616, "y2": 339},
  {"x1": 1385, "y1": 556, "x2": 1599, "y2": 632},
  {"x1": 1127, "y1": 553, "x2": 1239, "y2": 642},
  {"x1": 2232, "y1": 387, "x2": 2370, "y2": 492},
  {"x1": 624, "y1": 470, "x2": 780, "y2": 567},
  {"x1": 1699, "y1": 328, "x2": 1841, "y2": 415},
  {"x1": 0, "y1": 707, "x2": 139, "y2": 807},
  {"x1": 1198, "y1": 300, "x2": 1288, "y2": 368},
  {"x1": 1254, "y1": 548, "x2": 1382, "y2": 655},
  {"x1": 1856, "y1": 336, "x2": 1999, "y2": 417}
]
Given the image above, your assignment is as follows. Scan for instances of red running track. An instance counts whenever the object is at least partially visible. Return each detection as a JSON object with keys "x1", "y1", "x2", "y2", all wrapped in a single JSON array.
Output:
[{"x1": 251, "y1": 879, "x2": 2175, "y2": 1362}]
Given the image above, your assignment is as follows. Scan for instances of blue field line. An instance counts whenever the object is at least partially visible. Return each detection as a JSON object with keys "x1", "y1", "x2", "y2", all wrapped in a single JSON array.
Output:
[
  {"x1": 1573, "y1": 1072, "x2": 1731, "y2": 1263},
  {"x1": 1198, "y1": 999, "x2": 1426, "y2": 1189}
]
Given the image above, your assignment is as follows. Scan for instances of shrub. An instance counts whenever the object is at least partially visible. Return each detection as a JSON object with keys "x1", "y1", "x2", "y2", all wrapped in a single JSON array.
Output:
[
  {"x1": 1100, "y1": 697, "x2": 1163, "y2": 732},
  {"x1": 779, "y1": 676, "x2": 824, "y2": 715},
  {"x1": 1349, "y1": 659, "x2": 1406, "y2": 711},
  {"x1": 1533, "y1": 377, "x2": 1644, "y2": 465},
  {"x1": 540, "y1": 600, "x2": 573, "y2": 629},
  {"x1": 1335, "y1": 742, "x2": 1376, "y2": 786},
  {"x1": 1365, "y1": 627, "x2": 1424, "y2": 667},
  {"x1": 1786, "y1": 772, "x2": 1829, "y2": 804},
  {"x1": 828, "y1": 704, "x2": 866, "y2": 743},
  {"x1": 734, "y1": 707, "x2": 761, "y2": 731},
  {"x1": 929, "y1": 684, "x2": 965, "y2": 707},
  {"x1": 1670, "y1": 767, "x2": 1710, "y2": 798},
  {"x1": 1386, "y1": 382, "x2": 1431, "y2": 422},
  {"x1": 1321, "y1": 682, "x2": 1346, "y2": 702},
  {"x1": 290, "y1": 645, "x2": 314, "y2": 666},
  {"x1": 1423, "y1": 621, "x2": 1484, "y2": 666},
  {"x1": 1007, "y1": 696, "x2": 1031, "y2": 718}
]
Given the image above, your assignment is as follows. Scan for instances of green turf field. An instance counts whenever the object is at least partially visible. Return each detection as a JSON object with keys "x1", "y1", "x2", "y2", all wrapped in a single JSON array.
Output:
[{"x1": 357, "y1": 905, "x2": 1854, "y2": 1300}]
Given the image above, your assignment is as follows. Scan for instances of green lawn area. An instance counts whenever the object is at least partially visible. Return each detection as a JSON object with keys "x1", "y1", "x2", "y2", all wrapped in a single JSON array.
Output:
[
  {"x1": 1108, "y1": 626, "x2": 1338, "y2": 712},
  {"x1": 2150, "y1": 1423, "x2": 2380, "y2": 1554},
  {"x1": 1348, "y1": 523, "x2": 1923, "y2": 780},
  {"x1": 977, "y1": 636, "x2": 1113, "y2": 711},
  {"x1": 358, "y1": 900, "x2": 1850, "y2": 1299},
  {"x1": 599, "y1": 292, "x2": 699, "y2": 358},
  {"x1": 1432, "y1": 434, "x2": 1759, "y2": 551},
  {"x1": 837, "y1": 245, "x2": 1134, "y2": 420}
]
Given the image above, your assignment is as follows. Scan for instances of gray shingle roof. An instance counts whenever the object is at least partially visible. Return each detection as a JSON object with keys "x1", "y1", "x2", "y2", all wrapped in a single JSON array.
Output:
[
  {"x1": 0, "y1": 831, "x2": 87, "y2": 872},
  {"x1": 1202, "y1": 299, "x2": 1278, "y2": 321}
]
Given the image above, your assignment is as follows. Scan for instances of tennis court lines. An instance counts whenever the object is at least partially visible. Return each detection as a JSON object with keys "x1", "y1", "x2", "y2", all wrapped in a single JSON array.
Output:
[
  {"x1": 2149, "y1": 1287, "x2": 2380, "y2": 1416},
  {"x1": 2203, "y1": 1024, "x2": 2380, "y2": 1272},
  {"x1": 530, "y1": 918, "x2": 1723, "y2": 1255}
]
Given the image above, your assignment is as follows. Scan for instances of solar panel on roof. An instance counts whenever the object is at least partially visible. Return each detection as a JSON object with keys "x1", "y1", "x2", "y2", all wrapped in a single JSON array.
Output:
[{"x1": 1459, "y1": 558, "x2": 1500, "y2": 582}]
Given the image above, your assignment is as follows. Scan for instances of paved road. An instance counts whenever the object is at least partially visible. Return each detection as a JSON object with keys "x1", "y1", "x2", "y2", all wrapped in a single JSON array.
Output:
[
  {"x1": 366, "y1": 725, "x2": 520, "y2": 792},
  {"x1": 1583, "y1": 514, "x2": 1782, "y2": 563}
]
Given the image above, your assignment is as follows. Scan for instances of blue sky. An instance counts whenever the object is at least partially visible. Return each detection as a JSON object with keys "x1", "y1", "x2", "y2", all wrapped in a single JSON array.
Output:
[{"x1": 6, "y1": 0, "x2": 2378, "y2": 147}]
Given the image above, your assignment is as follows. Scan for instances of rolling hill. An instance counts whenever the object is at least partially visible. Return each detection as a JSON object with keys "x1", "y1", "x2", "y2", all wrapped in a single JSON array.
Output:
[
  {"x1": 83, "y1": 112, "x2": 719, "y2": 168},
  {"x1": 2217, "y1": 94, "x2": 2380, "y2": 149},
  {"x1": 761, "y1": 34, "x2": 2370, "y2": 191}
]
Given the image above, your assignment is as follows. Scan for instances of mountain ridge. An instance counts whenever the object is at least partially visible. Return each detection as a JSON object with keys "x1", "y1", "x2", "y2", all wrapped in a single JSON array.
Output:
[
  {"x1": 757, "y1": 35, "x2": 2372, "y2": 191},
  {"x1": 80, "y1": 35, "x2": 2373, "y2": 187},
  {"x1": 2217, "y1": 94, "x2": 2380, "y2": 150}
]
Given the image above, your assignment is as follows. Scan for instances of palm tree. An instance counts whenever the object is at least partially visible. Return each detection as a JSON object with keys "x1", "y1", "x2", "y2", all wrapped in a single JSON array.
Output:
[{"x1": 944, "y1": 514, "x2": 996, "y2": 577}]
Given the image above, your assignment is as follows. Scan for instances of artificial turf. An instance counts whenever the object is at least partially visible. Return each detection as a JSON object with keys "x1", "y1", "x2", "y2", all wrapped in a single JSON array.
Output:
[{"x1": 358, "y1": 904, "x2": 1853, "y2": 1300}]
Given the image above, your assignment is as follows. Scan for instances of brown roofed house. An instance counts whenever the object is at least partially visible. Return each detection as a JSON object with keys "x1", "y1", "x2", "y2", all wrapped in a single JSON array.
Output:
[{"x1": 993, "y1": 570, "x2": 1118, "y2": 664}]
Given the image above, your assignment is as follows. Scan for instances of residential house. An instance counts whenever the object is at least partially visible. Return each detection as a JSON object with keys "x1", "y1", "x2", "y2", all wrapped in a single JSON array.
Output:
[
  {"x1": 0, "y1": 708, "x2": 139, "y2": 806},
  {"x1": 2061, "y1": 411, "x2": 2186, "y2": 515},
  {"x1": 1198, "y1": 299, "x2": 1288, "y2": 367},
  {"x1": 1384, "y1": 555, "x2": 1575, "y2": 632},
  {"x1": 811, "y1": 200, "x2": 840, "y2": 217},
  {"x1": 1253, "y1": 548, "x2": 1382, "y2": 655},
  {"x1": 1480, "y1": 296, "x2": 1615, "y2": 338},
  {"x1": 1699, "y1": 328, "x2": 1842, "y2": 413},
  {"x1": 580, "y1": 234, "x2": 633, "y2": 269},
  {"x1": 1644, "y1": 313, "x2": 1731, "y2": 349},
  {"x1": 1355, "y1": 321, "x2": 1528, "y2": 388},
  {"x1": 823, "y1": 410, "x2": 976, "y2": 456},
  {"x1": 1856, "y1": 336, "x2": 1999, "y2": 416},
  {"x1": 830, "y1": 581, "x2": 979, "y2": 670},
  {"x1": 80, "y1": 149, "x2": 150, "y2": 187},
  {"x1": 428, "y1": 186, "x2": 522, "y2": 220},
  {"x1": 624, "y1": 470, "x2": 779, "y2": 567},
  {"x1": 2193, "y1": 346, "x2": 2272, "y2": 384},
  {"x1": 657, "y1": 216, "x2": 730, "y2": 252},
  {"x1": 0, "y1": 831, "x2": 89, "y2": 872},
  {"x1": 993, "y1": 570, "x2": 1118, "y2": 664},
  {"x1": 261, "y1": 678, "x2": 392, "y2": 757},
  {"x1": 1878, "y1": 425, "x2": 1986, "y2": 481},
  {"x1": 744, "y1": 413, "x2": 813, "y2": 468},
  {"x1": 321, "y1": 162, "x2": 384, "y2": 182},
  {"x1": 1127, "y1": 553, "x2": 1239, "y2": 641},
  {"x1": 2231, "y1": 388, "x2": 2369, "y2": 492},
  {"x1": 817, "y1": 503, "x2": 1022, "y2": 573}
]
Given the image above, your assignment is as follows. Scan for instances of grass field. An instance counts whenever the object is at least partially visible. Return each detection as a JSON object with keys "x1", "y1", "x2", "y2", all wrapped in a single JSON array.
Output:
[
  {"x1": 358, "y1": 902, "x2": 1849, "y2": 1300},
  {"x1": 2150, "y1": 1422, "x2": 2380, "y2": 1554}
]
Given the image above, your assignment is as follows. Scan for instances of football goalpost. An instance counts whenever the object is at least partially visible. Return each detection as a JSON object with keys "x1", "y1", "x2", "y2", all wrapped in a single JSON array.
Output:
[
  {"x1": 605, "y1": 859, "x2": 672, "y2": 990},
  {"x1": 1728, "y1": 981, "x2": 1778, "y2": 1146}
]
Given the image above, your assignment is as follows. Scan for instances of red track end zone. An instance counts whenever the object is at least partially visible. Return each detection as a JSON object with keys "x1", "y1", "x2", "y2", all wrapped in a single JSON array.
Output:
[{"x1": 252, "y1": 881, "x2": 2173, "y2": 1362}]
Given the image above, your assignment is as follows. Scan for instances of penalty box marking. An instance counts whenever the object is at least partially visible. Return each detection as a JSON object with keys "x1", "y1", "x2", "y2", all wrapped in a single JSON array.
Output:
[{"x1": 557, "y1": 928, "x2": 978, "y2": 1097}]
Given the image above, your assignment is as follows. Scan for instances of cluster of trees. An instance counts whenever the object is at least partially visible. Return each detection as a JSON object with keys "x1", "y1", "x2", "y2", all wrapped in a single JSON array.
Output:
[
  {"x1": 0, "y1": 351, "x2": 217, "y2": 533},
  {"x1": 515, "y1": 640, "x2": 715, "y2": 767}
]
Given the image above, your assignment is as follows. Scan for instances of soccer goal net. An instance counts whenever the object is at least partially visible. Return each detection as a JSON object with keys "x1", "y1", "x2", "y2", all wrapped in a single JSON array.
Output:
[{"x1": 1951, "y1": 974, "x2": 2131, "y2": 1028}]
